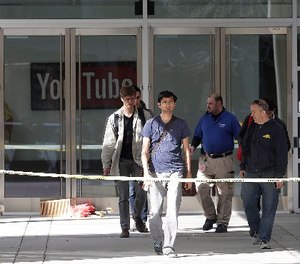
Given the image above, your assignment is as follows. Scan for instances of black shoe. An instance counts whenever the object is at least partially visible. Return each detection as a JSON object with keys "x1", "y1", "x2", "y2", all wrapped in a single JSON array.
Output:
[
  {"x1": 215, "y1": 224, "x2": 227, "y2": 233},
  {"x1": 135, "y1": 216, "x2": 149, "y2": 233},
  {"x1": 202, "y1": 218, "x2": 216, "y2": 231},
  {"x1": 120, "y1": 228, "x2": 129, "y2": 238}
]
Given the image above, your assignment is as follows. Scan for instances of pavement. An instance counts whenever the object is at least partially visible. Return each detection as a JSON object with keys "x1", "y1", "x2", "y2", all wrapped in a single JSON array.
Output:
[{"x1": 0, "y1": 211, "x2": 300, "y2": 264}]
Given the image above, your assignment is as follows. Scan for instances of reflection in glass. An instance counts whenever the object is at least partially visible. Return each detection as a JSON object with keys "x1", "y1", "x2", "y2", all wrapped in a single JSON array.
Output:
[
  {"x1": 0, "y1": 0, "x2": 140, "y2": 19},
  {"x1": 154, "y1": 34, "x2": 213, "y2": 182},
  {"x1": 77, "y1": 35, "x2": 137, "y2": 197},
  {"x1": 4, "y1": 36, "x2": 65, "y2": 198},
  {"x1": 228, "y1": 34, "x2": 287, "y2": 123},
  {"x1": 297, "y1": 28, "x2": 300, "y2": 66},
  {"x1": 228, "y1": 34, "x2": 287, "y2": 196},
  {"x1": 153, "y1": 0, "x2": 292, "y2": 18}
]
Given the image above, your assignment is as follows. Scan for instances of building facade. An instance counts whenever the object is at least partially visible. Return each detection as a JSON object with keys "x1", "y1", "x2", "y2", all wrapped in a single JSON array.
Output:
[{"x1": 0, "y1": 0, "x2": 299, "y2": 213}]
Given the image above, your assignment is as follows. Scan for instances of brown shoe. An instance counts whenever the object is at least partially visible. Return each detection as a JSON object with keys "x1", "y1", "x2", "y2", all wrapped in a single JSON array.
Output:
[{"x1": 120, "y1": 228, "x2": 129, "y2": 238}]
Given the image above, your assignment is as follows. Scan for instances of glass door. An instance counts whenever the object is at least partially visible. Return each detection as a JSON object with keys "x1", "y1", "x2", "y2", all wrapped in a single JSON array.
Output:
[
  {"x1": 1, "y1": 29, "x2": 67, "y2": 198},
  {"x1": 149, "y1": 28, "x2": 217, "y2": 186},
  {"x1": 74, "y1": 28, "x2": 141, "y2": 198},
  {"x1": 221, "y1": 27, "x2": 292, "y2": 206}
]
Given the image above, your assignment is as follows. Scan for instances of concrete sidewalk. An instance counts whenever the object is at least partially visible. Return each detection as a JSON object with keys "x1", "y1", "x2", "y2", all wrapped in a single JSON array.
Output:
[{"x1": 0, "y1": 211, "x2": 299, "y2": 264}]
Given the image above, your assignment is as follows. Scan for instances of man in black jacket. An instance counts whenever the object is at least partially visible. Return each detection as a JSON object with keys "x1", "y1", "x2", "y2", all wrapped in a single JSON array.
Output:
[{"x1": 239, "y1": 99, "x2": 288, "y2": 250}]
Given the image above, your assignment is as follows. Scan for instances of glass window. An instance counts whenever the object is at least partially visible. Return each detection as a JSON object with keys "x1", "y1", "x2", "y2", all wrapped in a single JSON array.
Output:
[
  {"x1": 228, "y1": 34, "x2": 287, "y2": 122},
  {"x1": 4, "y1": 35, "x2": 66, "y2": 197},
  {"x1": 297, "y1": 28, "x2": 300, "y2": 66},
  {"x1": 153, "y1": 34, "x2": 213, "y2": 182},
  {"x1": 298, "y1": 72, "x2": 300, "y2": 112},
  {"x1": 77, "y1": 35, "x2": 137, "y2": 198},
  {"x1": 228, "y1": 33, "x2": 288, "y2": 196},
  {"x1": 0, "y1": 0, "x2": 141, "y2": 19},
  {"x1": 152, "y1": 0, "x2": 292, "y2": 18}
]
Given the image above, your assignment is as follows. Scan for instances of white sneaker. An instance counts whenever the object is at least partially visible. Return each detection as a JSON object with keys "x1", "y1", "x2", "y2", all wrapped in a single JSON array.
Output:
[
  {"x1": 130, "y1": 222, "x2": 136, "y2": 232},
  {"x1": 260, "y1": 241, "x2": 271, "y2": 249},
  {"x1": 163, "y1": 247, "x2": 178, "y2": 258}
]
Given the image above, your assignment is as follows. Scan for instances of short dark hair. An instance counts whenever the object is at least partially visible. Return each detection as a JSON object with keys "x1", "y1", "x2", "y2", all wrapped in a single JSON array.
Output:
[
  {"x1": 252, "y1": 99, "x2": 269, "y2": 111},
  {"x1": 133, "y1": 85, "x2": 141, "y2": 94},
  {"x1": 262, "y1": 97, "x2": 276, "y2": 111},
  {"x1": 120, "y1": 85, "x2": 136, "y2": 98},
  {"x1": 210, "y1": 93, "x2": 223, "y2": 104},
  {"x1": 157, "y1": 90, "x2": 178, "y2": 103}
]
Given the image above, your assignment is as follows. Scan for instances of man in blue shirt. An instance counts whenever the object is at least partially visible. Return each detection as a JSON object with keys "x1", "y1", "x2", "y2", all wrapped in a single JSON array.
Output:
[
  {"x1": 141, "y1": 91, "x2": 192, "y2": 257},
  {"x1": 190, "y1": 93, "x2": 241, "y2": 233}
]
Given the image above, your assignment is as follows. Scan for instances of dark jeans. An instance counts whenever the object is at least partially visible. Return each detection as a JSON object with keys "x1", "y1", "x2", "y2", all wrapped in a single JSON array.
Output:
[
  {"x1": 241, "y1": 171, "x2": 280, "y2": 242},
  {"x1": 117, "y1": 158, "x2": 146, "y2": 229},
  {"x1": 129, "y1": 180, "x2": 148, "y2": 222}
]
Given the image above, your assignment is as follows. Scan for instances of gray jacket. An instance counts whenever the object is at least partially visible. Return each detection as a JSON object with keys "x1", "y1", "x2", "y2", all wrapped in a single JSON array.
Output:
[{"x1": 101, "y1": 106, "x2": 151, "y2": 176}]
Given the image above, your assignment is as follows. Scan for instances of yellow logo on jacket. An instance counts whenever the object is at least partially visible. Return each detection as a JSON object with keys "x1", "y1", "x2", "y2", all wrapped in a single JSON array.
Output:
[{"x1": 263, "y1": 134, "x2": 271, "y2": 139}]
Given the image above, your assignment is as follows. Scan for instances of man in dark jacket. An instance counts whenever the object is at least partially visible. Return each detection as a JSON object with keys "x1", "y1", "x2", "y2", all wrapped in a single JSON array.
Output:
[{"x1": 239, "y1": 99, "x2": 288, "y2": 250}]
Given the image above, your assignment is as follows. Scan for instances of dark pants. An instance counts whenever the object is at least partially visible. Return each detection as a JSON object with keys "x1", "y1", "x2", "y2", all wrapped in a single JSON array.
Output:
[
  {"x1": 117, "y1": 158, "x2": 146, "y2": 229},
  {"x1": 241, "y1": 171, "x2": 280, "y2": 242},
  {"x1": 129, "y1": 180, "x2": 148, "y2": 222}
]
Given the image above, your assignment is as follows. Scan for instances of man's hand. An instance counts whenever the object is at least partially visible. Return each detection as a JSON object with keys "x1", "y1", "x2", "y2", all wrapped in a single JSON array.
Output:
[
  {"x1": 184, "y1": 171, "x2": 193, "y2": 190},
  {"x1": 274, "y1": 181, "x2": 285, "y2": 189},
  {"x1": 189, "y1": 146, "x2": 195, "y2": 154},
  {"x1": 239, "y1": 170, "x2": 245, "y2": 177},
  {"x1": 103, "y1": 167, "x2": 110, "y2": 176},
  {"x1": 142, "y1": 170, "x2": 152, "y2": 191}
]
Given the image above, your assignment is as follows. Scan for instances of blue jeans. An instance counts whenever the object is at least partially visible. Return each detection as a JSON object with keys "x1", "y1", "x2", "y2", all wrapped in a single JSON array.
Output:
[
  {"x1": 241, "y1": 171, "x2": 280, "y2": 242},
  {"x1": 129, "y1": 181, "x2": 148, "y2": 222},
  {"x1": 117, "y1": 158, "x2": 146, "y2": 230}
]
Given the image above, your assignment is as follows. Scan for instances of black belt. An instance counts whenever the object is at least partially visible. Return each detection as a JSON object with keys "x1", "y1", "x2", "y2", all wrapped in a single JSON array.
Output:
[{"x1": 207, "y1": 151, "x2": 233, "y2": 159}]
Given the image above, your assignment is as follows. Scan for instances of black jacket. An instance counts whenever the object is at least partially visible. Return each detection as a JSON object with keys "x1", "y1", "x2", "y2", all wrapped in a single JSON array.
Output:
[
  {"x1": 238, "y1": 114, "x2": 291, "y2": 151},
  {"x1": 240, "y1": 119, "x2": 288, "y2": 177}
]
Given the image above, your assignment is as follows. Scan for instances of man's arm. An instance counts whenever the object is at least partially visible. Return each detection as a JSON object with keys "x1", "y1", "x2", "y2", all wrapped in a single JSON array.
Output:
[
  {"x1": 237, "y1": 114, "x2": 250, "y2": 144},
  {"x1": 274, "y1": 125, "x2": 288, "y2": 177},
  {"x1": 141, "y1": 136, "x2": 152, "y2": 191},
  {"x1": 190, "y1": 118, "x2": 203, "y2": 152},
  {"x1": 101, "y1": 116, "x2": 116, "y2": 175},
  {"x1": 182, "y1": 137, "x2": 192, "y2": 190},
  {"x1": 190, "y1": 136, "x2": 202, "y2": 153},
  {"x1": 141, "y1": 137, "x2": 151, "y2": 177},
  {"x1": 239, "y1": 125, "x2": 251, "y2": 173}
]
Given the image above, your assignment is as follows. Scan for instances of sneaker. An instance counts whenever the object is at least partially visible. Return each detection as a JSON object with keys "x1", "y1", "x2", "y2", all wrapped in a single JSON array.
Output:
[
  {"x1": 130, "y1": 222, "x2": 136, "y2": 232},
  {"x1": 120, "y1": 228, "x2": 129, "y2": 238},
  {"x1": 260, "y1": 241, "x2": 271, "y2": 249},
  {"x1": 153, "y1": 241, "x2": 163, "y2": 255},
  {"x1": 135, "y1": 216, "x2": 149, "y2": 233},
  {"x1": 163, "y1": 247, "x2": 177, "y2": 258},
  {"x1": 202, "y1": 218, "x2": 217, "y2": 231},
  {"x1": 251, "y1": 232, "x2": 260, "y2": 245},
  {"x1": 215, "y1": 224, "x2": 227, "y2": 233}
]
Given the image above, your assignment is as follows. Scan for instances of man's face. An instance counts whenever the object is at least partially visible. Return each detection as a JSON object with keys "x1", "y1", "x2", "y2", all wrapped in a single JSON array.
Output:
[
  {"x1": 135, "y1": 91, "x2": 141, "y2": 107},
  {"x1": 251, "y1": 104, "x2": 264, "y2": 124},
  {"x1": 158, "y1": 97, "x2": 176, "y2": 113},
  {"x1": 207, "y1": 96, "x2": 219, "y2": 114},
  {"x1": 121, "y1": 95, "x2": 136, "y2": 110}
]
